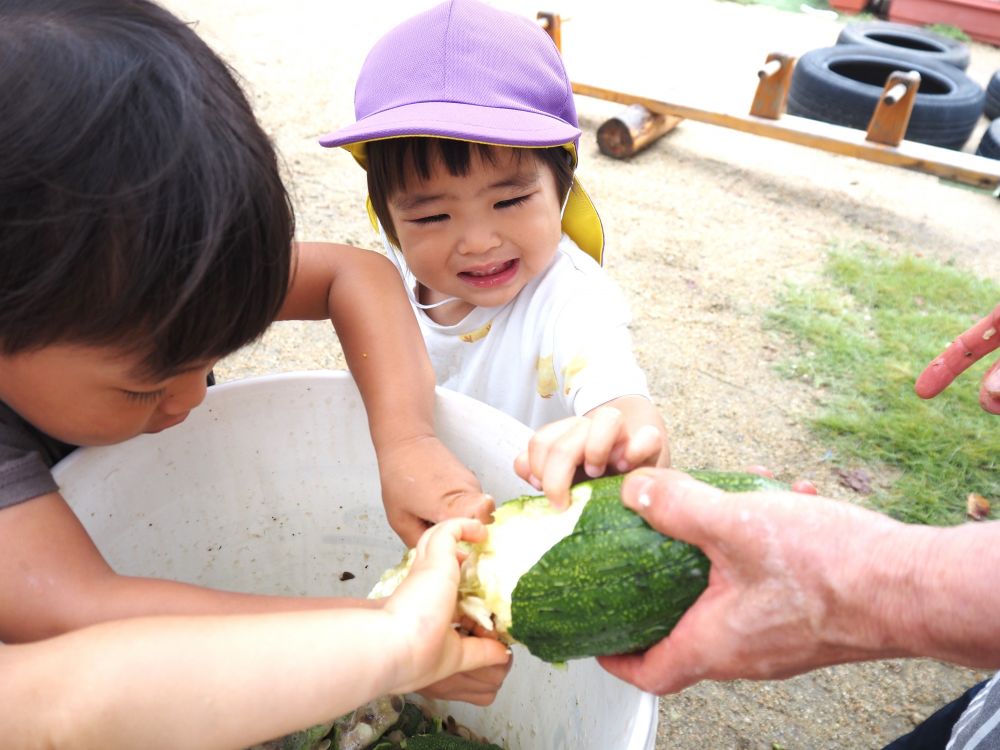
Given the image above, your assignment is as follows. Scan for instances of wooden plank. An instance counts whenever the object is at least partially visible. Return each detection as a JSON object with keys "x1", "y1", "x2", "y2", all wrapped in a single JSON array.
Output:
[{"x1": 572, "y1": 81, "x2": 1000, "y2": 190}]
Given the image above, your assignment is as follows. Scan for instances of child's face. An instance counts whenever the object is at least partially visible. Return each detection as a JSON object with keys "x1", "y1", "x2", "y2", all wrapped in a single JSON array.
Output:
[
  {"x1": 0, "y1": 343, "x2": 216, "y2": 446},
  {"x1": 387, "y1": 146, "x2": 564, "y2": 325}
]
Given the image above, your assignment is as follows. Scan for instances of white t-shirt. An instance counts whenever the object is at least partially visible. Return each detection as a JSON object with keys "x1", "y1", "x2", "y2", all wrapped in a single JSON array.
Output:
[{"x1": 412, "y1": 235, "x2": 651, "y2": 429}]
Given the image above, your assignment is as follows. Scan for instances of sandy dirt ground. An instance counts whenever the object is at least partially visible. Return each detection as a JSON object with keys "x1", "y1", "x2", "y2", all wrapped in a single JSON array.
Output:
[{"x1": 162, "y1": 1, "x2": 999, "y2": 747}]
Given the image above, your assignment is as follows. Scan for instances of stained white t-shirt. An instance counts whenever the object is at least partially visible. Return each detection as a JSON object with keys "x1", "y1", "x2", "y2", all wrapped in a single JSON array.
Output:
[{"x1": 412, "y1": 235, "x2": 651, "y2": 429}]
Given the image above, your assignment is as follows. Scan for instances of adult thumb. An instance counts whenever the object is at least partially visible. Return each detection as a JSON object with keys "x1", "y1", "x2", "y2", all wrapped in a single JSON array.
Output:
[{"x1": 621, "y1": 468, "x2": 725, "y2": 549}]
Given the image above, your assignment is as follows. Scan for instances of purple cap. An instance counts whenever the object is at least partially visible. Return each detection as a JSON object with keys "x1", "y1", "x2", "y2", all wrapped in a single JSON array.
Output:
[{"x1": 319, "y1": 0, "x2": 581, "y2": 156}]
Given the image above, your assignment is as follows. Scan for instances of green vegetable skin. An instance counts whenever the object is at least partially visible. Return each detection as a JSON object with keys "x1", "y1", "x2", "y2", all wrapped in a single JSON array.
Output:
[{"x1": 371, "y1": 470, "x2": 788, "y2": 664}]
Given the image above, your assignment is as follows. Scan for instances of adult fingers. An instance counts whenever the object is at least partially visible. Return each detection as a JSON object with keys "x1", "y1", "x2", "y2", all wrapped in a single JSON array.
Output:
[
  {"x1": 597, "y1": 637, "x2": 701, "y2": 695},
  {"x1": 980, "y1": 358, "x2": 1000, "y2": 414},
  {"x1": 620, "y1": 468, "x2": 728, "y2": 550},
  {"x1": 915, "y1": 303, "x2": 1000, "y2": 399},
  {"x1": 746, "y1": 465, "x2": 818, "y2": 495},
  {"x1": 791, "y1": 479, "x2": 818, "y2": 495}
]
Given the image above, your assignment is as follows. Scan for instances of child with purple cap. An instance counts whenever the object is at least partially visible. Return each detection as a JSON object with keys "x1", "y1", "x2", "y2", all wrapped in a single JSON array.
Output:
[{"x1": 321, "y1": 0, "x2": 671, "y2": 514}]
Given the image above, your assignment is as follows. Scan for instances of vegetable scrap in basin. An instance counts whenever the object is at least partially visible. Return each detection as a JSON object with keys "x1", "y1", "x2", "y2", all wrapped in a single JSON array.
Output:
[{"x1": 249, "y1": 694, "x2": 503, "y2": 749}]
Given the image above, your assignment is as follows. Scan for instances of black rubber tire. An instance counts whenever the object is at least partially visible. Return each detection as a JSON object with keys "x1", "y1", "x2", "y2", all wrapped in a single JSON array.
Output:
[
  {"x1": 977, "y1": 119, "x2": 1000, "y2": 160},
  {"x1": 836, "y1": 20, "x2": 971, "y2": 70},
  {"x1": 986, "y1": 70, "x2": 1000, "y2": 121},
  {"x1": 787, "y1": 45, "x2": 985, "y2": 150}
]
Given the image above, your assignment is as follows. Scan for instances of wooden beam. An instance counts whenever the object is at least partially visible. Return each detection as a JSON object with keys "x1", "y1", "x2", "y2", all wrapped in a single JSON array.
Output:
[{"x1": 572, "y1": 81, "x2": 1000, "y2": 190}]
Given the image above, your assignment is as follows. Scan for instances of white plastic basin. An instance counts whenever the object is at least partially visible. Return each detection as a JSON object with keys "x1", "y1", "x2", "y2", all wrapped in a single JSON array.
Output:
[{"x1": 53, "y1": 371, "x2": 657, "y2": 750}]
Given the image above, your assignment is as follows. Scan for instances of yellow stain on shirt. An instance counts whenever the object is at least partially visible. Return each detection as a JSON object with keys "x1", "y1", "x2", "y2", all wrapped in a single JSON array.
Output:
[
  {"x1": 536, "y1": 355, "x2": 557, "y2": 398},
  {"x1": 460, "y1": 322, "x2": 492, "y2": 343},
  {"x1": 562, "y1": 355, "x2": 589, "y2": 395}
]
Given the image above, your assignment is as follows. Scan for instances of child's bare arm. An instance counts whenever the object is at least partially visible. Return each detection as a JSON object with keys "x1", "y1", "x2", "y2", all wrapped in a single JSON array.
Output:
[
  {"x1": 0, "y1": 518, "x2": 510, "y2": 750},
  {"x1": 279, "y1": 242, "x2": 494, "y2": 545},
  {"x1": 514, "y1": 395, "x2": 670, "y2": 509},
  {"x1": 0, "y1": 492, "x2": 384, "y2": 643}
]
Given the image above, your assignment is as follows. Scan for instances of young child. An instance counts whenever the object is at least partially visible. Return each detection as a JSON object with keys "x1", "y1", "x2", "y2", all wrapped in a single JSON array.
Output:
[
  {"x1": 320, "y1": 0, "x2": 670, "y2": 510},
  {"x1": 1, "y1": 517, "x2": 507, "y2": 749},
  {"x1": 0, "y1": 0, "x2": 506, "y2": 704}
]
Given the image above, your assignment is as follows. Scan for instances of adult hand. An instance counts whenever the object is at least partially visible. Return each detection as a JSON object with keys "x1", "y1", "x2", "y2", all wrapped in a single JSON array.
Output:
[
  {"x1": 597, "y1": 469, "x2": 906, "y2": 694},
  {"x1": 744, "y1": 464, "x2": 818, "y2": 495},
  {"x1": 916, "y1": 301, "x2": 1000, "y2": 413},
  {"x1": 378, "y1": 435, "x2": 495, "y2": 547},
  {"x1": 386, "y1": 518, "x2": 511, "y2": 696}
]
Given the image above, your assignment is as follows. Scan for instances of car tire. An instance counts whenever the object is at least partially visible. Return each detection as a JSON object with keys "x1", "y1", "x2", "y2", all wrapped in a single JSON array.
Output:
[
  {"x1": 985, "y1": 70, "x2": 1000, "y2": 121},
  {"x1": 977, "y1": 119, "x2": 1000, "y2": 160},
  {"x1": 836, "y1": 21, "x2": 971, "y2": 70},
  {"x1": 787, "y1": 45, "x2": 985, "y2": 150}
]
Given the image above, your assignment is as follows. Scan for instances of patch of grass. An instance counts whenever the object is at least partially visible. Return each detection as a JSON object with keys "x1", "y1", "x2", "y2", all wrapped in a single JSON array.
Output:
[
  {"x1": 767, "y1": 244, "x2": 1000, "y2": 525},
  {"x1": 925, "y1": 23, "x2": 971, "y2": 42}
]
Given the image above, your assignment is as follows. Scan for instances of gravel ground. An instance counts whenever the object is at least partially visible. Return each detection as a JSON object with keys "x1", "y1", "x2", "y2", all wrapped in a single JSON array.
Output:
[{"x1": 163, "y1": 1, "x2": 999, "y2": 747}]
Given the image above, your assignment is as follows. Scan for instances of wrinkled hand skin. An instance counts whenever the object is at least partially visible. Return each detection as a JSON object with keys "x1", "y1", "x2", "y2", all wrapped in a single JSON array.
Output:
[
  {"x1": 377, "y1": 435, "x2": 495, "y2": 547},
  {"x1": 915, "y1": 300, "x2": 1000, "y2": 414},
  {"x1": 597, "y1": 469, "x2": 914, "y2": 695}
]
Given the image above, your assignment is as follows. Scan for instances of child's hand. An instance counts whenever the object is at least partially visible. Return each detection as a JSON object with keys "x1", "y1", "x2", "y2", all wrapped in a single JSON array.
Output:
[
  {"x1": 384, "y1": 518, "x2": 511, "y2": 696},
  {"x1": 378, "y1": 435, "x2": 496, "y2": 546},
  {"x1": 514, "y1": 404, "x2": 664, "y2": 510},
  {"x1": 416, "y1": 658, "x2": 513, "y2": 706}
]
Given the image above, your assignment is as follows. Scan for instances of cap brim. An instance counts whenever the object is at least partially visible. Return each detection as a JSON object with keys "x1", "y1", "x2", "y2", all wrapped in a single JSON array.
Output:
[{"x1": 319, "y1": 101, "x2": 580, "y2": 157}]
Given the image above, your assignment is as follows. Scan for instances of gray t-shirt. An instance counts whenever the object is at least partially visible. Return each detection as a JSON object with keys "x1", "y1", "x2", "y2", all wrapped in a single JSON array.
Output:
[{"x1": 0, "y1": 401, "x2": 75, "y2": 509}]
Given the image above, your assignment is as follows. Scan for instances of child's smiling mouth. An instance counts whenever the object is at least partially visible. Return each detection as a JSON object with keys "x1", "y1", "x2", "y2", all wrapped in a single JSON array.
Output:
[{"x1": 458, "y1": 258, "x2": 519, "y2": 288}]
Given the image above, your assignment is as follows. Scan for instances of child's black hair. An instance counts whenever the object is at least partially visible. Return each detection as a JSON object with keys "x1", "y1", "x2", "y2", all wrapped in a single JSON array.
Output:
[
  {"x1": 366, "y1": 138, "x2": 574, "y2": 249},
  {"x1": 0, "y1": 0, "x2": 294, "y2": 378}
]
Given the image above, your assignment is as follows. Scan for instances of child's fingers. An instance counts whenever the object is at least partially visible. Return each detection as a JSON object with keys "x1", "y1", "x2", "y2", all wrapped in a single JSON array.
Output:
[
  {"x1": 422, "y1": 492, "x2": 496, "y2": 528},
  {"x1": 517, "y1": 417, "x2": 588, "y2": 508},
  {"x1": 411, "y1": 518, "x2": 486, "y2": 572},
  {"x1": 614, "y1": 423, "x2": 662, "y2": 472},
  {"x1": 452, "y1": 634, "x2": 512, "y2": 677},
  {"x1": 579, "y1": 406, "x2": 624, "y2": 477},
  {"x1": 915, "y1": 303, "x2": 1000, "y2": 398},
  {"x1": 520, "y1": 417, "x2": 579, "y2": 484}
]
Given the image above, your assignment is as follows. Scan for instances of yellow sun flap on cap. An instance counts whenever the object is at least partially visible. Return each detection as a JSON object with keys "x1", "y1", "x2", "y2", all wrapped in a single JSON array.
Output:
[{"x1": 352, "y1": 137, "x2": 605, "y2": 266}]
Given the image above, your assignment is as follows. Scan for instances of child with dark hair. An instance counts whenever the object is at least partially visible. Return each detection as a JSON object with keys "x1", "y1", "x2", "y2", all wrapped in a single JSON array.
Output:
[
  {"x1": 0, "y1": 0, "x2": 508, "y2": 706},
  {"x1": 321, "y1": 0, "x2": 671, "y2": 511}
]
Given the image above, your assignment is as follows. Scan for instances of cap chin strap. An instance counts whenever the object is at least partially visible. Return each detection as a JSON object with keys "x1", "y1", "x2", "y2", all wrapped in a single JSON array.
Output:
[{"x1": 377, "y1": 221, "x2": 462, "y2": 311}]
